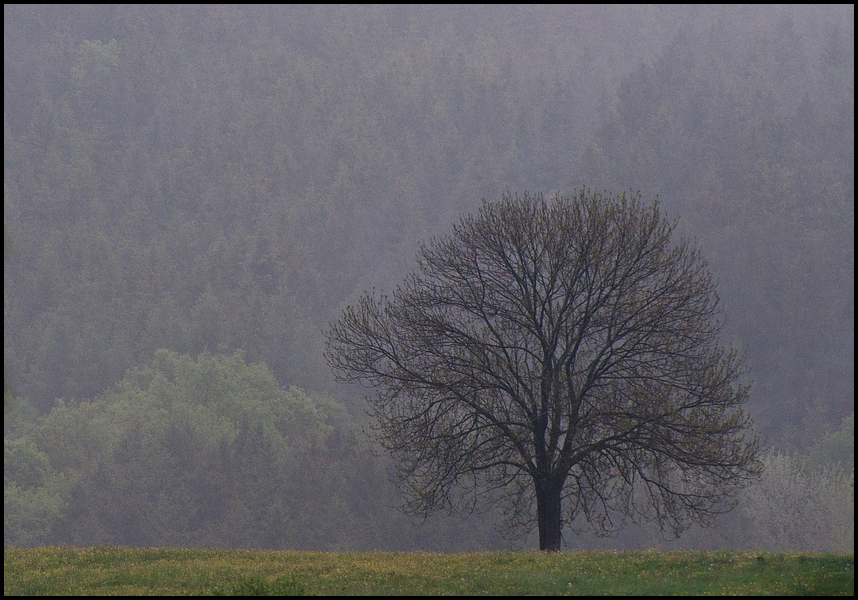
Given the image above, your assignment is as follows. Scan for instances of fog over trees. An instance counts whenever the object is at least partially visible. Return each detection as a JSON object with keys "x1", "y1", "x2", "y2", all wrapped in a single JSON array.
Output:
[{"x1": 4, "y1": 5, "x2": 853, "y2": 551}]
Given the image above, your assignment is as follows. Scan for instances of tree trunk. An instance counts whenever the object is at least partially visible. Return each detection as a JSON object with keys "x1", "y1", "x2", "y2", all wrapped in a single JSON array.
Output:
[{"x1": 535, "y1": 477, "x2": 563, "y2": 551}]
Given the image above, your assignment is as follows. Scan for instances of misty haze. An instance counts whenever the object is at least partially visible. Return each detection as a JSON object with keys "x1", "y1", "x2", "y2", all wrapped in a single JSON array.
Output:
[{"x1": 4, "y1": 5, "x2": 853, "y2": 554}]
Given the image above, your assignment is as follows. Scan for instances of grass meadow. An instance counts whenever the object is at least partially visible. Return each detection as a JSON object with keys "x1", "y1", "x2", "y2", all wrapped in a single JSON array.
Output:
[{"x1": 4, "y1": 546, "x2": 853, "y2": 595}]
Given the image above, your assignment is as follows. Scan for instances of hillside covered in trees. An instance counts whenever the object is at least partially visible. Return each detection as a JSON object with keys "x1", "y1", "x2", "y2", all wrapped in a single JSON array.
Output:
[{"x1": 4, "y1": 5, "x2": 853, "y2": 551}]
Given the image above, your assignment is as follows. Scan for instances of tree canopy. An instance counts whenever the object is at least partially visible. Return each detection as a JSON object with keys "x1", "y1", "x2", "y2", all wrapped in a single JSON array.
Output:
[
  {"x1": 5, "y1": 350, "x2": 377, "y2": 549},
  {"x1": 326, "y1": 191, "x2": 763, "y2": 551}
]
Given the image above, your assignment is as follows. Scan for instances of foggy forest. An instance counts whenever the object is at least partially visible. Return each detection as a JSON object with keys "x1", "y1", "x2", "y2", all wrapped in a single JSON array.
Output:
[{"x1": 4, "y1": 5, "x2": 853, "y2": 552}]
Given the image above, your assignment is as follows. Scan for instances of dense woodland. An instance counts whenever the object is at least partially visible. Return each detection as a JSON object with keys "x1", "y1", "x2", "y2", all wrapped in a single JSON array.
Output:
[{"x1": 4, "y1": 5, "x2": 853, "y2": 551}]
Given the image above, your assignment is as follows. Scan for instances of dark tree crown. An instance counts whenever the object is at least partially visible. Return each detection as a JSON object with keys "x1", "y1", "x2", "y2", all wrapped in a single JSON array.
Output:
[{"x1": 325, "y1": 190, "x2": 762, "y2": 551}]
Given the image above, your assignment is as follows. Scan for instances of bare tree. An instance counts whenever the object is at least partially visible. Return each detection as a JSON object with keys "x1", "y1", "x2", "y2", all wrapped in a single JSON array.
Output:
[{"x1": 325, "y1": 191, "x2": 762, "y2": 551}]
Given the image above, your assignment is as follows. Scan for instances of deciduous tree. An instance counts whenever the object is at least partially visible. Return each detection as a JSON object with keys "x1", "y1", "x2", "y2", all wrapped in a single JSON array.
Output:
[{"x1": 325, "y1": 191, "x2": 762, "y2": 551}]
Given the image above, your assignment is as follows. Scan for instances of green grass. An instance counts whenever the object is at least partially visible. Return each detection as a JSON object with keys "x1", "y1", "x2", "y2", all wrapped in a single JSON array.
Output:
[{"x1": 4, "y1": 546, "x2": 853, "y2": 595}]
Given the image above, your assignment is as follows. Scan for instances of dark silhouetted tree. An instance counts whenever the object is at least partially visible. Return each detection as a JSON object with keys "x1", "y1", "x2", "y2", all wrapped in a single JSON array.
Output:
[{"x1": 325, "y1": 191, "x2": 762, "y2": 551}]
